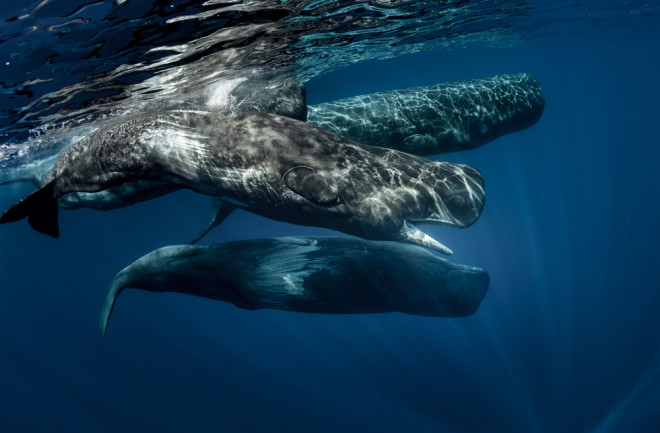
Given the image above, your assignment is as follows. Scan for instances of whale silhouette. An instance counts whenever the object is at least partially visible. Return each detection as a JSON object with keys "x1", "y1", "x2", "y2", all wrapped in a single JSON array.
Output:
[{"x1": 100, "y1": 236, "x2": 490, "y2": 338}]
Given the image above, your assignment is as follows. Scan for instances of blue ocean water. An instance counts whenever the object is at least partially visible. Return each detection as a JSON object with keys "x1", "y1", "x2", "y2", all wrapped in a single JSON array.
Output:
[{"x1": 1, "y1": 1, "x2": 659, "y2": 432}]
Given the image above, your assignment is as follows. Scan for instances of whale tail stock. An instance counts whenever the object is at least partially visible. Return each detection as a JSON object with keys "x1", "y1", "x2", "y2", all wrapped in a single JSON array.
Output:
[
  {"x1": 100, "y1": 270, "x2": 128, "y2": 340},
  {"x1": 0, "y1": 181, "x2": 59, "y2": 238}
]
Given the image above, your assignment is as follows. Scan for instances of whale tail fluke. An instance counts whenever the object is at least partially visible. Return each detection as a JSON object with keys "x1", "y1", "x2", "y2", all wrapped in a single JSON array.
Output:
[{"x1": 0, "y1": 181, "x2": 59, "y2": 238}]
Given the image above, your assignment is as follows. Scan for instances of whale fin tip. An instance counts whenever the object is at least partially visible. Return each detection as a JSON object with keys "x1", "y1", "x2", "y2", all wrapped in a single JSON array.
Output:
[{"x1": 0, "y1": 181, "x2": 59, "y2": 238}]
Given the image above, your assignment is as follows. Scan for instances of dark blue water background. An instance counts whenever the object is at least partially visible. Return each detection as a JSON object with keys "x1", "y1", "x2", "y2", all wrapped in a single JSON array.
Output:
[{"x1": 1, "y1": 1, "x2": 659, "y2": 432}]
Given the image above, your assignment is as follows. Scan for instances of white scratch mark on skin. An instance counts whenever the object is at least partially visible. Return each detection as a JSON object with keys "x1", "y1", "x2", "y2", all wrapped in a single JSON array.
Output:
[{"x1": 283, "y1": 274, "x2": 304, "y2": 295}]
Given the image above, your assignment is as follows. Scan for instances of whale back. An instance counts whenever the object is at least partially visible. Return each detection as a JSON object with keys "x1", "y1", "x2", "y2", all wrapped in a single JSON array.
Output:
[{"x1": 307, "y1": 73, "x2": 545, "y2": 155}]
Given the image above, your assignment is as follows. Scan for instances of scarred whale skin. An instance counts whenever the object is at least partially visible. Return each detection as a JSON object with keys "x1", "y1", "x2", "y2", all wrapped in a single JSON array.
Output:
[
  {"x1": 227, "y1": 78, "x2": 307, "y2": 121},
  {"x1": 0, "y1": 110, "x2": 485, "y2": 254},
  {"x1": 54, "y1": 79, "x2": 307, "y2": 210},
  {"x1": 100, "y1": 236, "x2": 490, "y2": 338},
  {"x1": 307, "y1": 73, "x2": 545, "y2": 155},
  {"x1": 0, "y1": 78, "x2": 307, "y2": 211}
]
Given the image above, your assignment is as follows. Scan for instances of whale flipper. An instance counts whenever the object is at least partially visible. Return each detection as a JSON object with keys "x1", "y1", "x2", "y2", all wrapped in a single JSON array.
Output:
[
  {"x1": 189, "y1": 198, "x2": 237, "y2": 244},
  {"x1": 0, "y1": 182, "x2": 59, "y2": 238}
]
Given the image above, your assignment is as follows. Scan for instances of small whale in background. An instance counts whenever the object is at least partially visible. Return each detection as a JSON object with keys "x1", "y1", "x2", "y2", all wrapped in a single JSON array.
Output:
[
  {"x1": 99, "y1": 236, "x2": 490, "y2": 338},
  {"x1": 0, "y1": 110, "x2": 485, "y2": 254},
  {"x1": 307, "y1": 73, "x2": 545, "y2": 155}
]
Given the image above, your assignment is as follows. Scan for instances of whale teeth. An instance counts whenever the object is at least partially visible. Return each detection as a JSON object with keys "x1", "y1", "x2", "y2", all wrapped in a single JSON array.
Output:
[{"x1": 401, "y1": 220, "x2": 453, "y2": 255}]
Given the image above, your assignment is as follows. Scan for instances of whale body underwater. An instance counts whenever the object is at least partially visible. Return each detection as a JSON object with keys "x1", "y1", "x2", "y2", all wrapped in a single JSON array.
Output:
[
  {"x1": 0, "y1": 73, "x2": 543, "y2": 244},
  {"x1": 100, "y1": 236, "x2": 490, "y2": 338},
  {"x1": 0, "y1": 110, "x2": 485, "y2": 254},
  {"x1": 0, "y1": 73, "x2": 539, "y2": 205},
  {"x1": 307, "y1": 73, "x2": 545, "y2": 155}
]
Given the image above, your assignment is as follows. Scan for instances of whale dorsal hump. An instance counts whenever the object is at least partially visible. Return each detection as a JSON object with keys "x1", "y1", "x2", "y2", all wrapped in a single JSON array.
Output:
[{"x1": 283, "y1": 166, "x2": 338, "y2": 205}]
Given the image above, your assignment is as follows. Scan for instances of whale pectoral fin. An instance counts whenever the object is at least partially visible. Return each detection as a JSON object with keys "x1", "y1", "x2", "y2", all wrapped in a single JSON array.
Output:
[
  {"x1": 0, "y1": 181, "x2": 59, "y2": 238},
  {"x1": 283, "y1": 166, "x2": 338, "y2": 205},
  {"x1": 189, "y1": 198, "x2": 237, "y2": 245}
]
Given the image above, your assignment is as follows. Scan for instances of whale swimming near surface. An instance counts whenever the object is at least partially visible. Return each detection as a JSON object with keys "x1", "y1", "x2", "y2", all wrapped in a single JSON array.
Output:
[
  {"x1": 307, "y1": 73, "x2": 545, "y2": 155},
  {"x1": 0, "y1": 110, "x2": 485, "y2": 254},
  {"x1": 0, "y1": 78, "x2": 308, "y2": 211},
  {"x1": 99, "y1": 236, "x2": 490, "y2": 338},
  {"x1": 0, "y1": 74, "x2": 542, "y2": 243}
]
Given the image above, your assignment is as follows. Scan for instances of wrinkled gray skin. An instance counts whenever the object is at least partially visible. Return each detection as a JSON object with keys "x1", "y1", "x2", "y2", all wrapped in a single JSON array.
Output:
[
  {"x1": 61, "y1": 78, "x2": 307, "y2": 210},
  {"x1": 307, "y1": 73, "x2": 545, "y2": 155},
  {"x1": 229, "y1": 78, "x2": 307, "y2": 121},
  {"x1": 0, "y1": 110, "x2": 485, "y2": 254},
  {"x1": 0, "y1": 78, "x2": 307, "y2": 211},
  {"x1": 100, "y1": 236, "x2": 490, "y2": 338}
]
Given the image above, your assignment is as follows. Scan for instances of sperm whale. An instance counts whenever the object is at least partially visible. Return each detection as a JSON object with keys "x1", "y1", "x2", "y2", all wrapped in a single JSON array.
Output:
[
  {"x1": 0, "y1": 110, "x2": 485, "y2": 254},
  {"x1": 307, "y1": 73, "x2": 545, "y2": 155},
  {"x1": 100, "y1": 236, "x2": 490, "y2": 338}
]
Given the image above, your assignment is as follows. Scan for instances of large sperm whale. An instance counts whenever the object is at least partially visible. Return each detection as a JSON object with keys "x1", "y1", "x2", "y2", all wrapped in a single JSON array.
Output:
[
  {"x1": 100, "y1": 236, "x2": 490, "y2": 338},
  {"x1": 307, "y1": 73, "x2": 545, "y2": 155},
  {"x1": 0, "y1": 110, "x2": 485, "y2": 254}
]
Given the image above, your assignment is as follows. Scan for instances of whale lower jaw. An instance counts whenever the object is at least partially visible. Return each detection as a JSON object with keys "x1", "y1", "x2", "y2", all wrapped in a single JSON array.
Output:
[{"x1": 401, "y1": 220, "x2": 453, "y2": 255}]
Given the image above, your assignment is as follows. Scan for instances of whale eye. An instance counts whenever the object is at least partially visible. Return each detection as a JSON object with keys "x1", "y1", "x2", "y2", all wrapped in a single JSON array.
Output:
[{"x1": 283, "y1": 166, "x2": 338, "y2": 205}]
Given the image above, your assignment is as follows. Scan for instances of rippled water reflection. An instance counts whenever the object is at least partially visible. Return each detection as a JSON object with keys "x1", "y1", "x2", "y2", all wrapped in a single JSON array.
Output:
[
  {"x1": 2, "y1": 0, "x2": 656, "y2": 145},
  {"x1": 1, "y1": 0, "x2": 536, "y2": 141}
]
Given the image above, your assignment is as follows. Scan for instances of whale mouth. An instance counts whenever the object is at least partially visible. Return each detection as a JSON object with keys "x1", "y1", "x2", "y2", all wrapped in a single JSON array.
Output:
[{"x1": 401, "y1": 219, "x2": 453, "y2": 255}]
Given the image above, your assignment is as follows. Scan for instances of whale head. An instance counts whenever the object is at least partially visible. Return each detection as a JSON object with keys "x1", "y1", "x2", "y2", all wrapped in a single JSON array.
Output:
[
  {"x1": 356, "y1": 157, "x2": 485, "y2": 255},
  {"x1": 278, "y1": 147, "x2": 485, "y2": 255},
  {"x1": 391, "y1": 162, "x2": 486, "y2": 254}
]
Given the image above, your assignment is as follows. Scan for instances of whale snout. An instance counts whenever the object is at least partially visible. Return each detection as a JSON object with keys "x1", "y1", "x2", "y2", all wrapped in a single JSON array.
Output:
[
  {"x1": 400, "y1": 262, "x2": 489, "y2": 317},
  {"x1": 395, "y1": 161, "x2": 485, "y2": 253},
  {"x1": 430, "y1": 163, "x2": 486, "y2": 228},
  {"x1": 443, "y1": 268, "x2": 490, "y2": 316}
]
